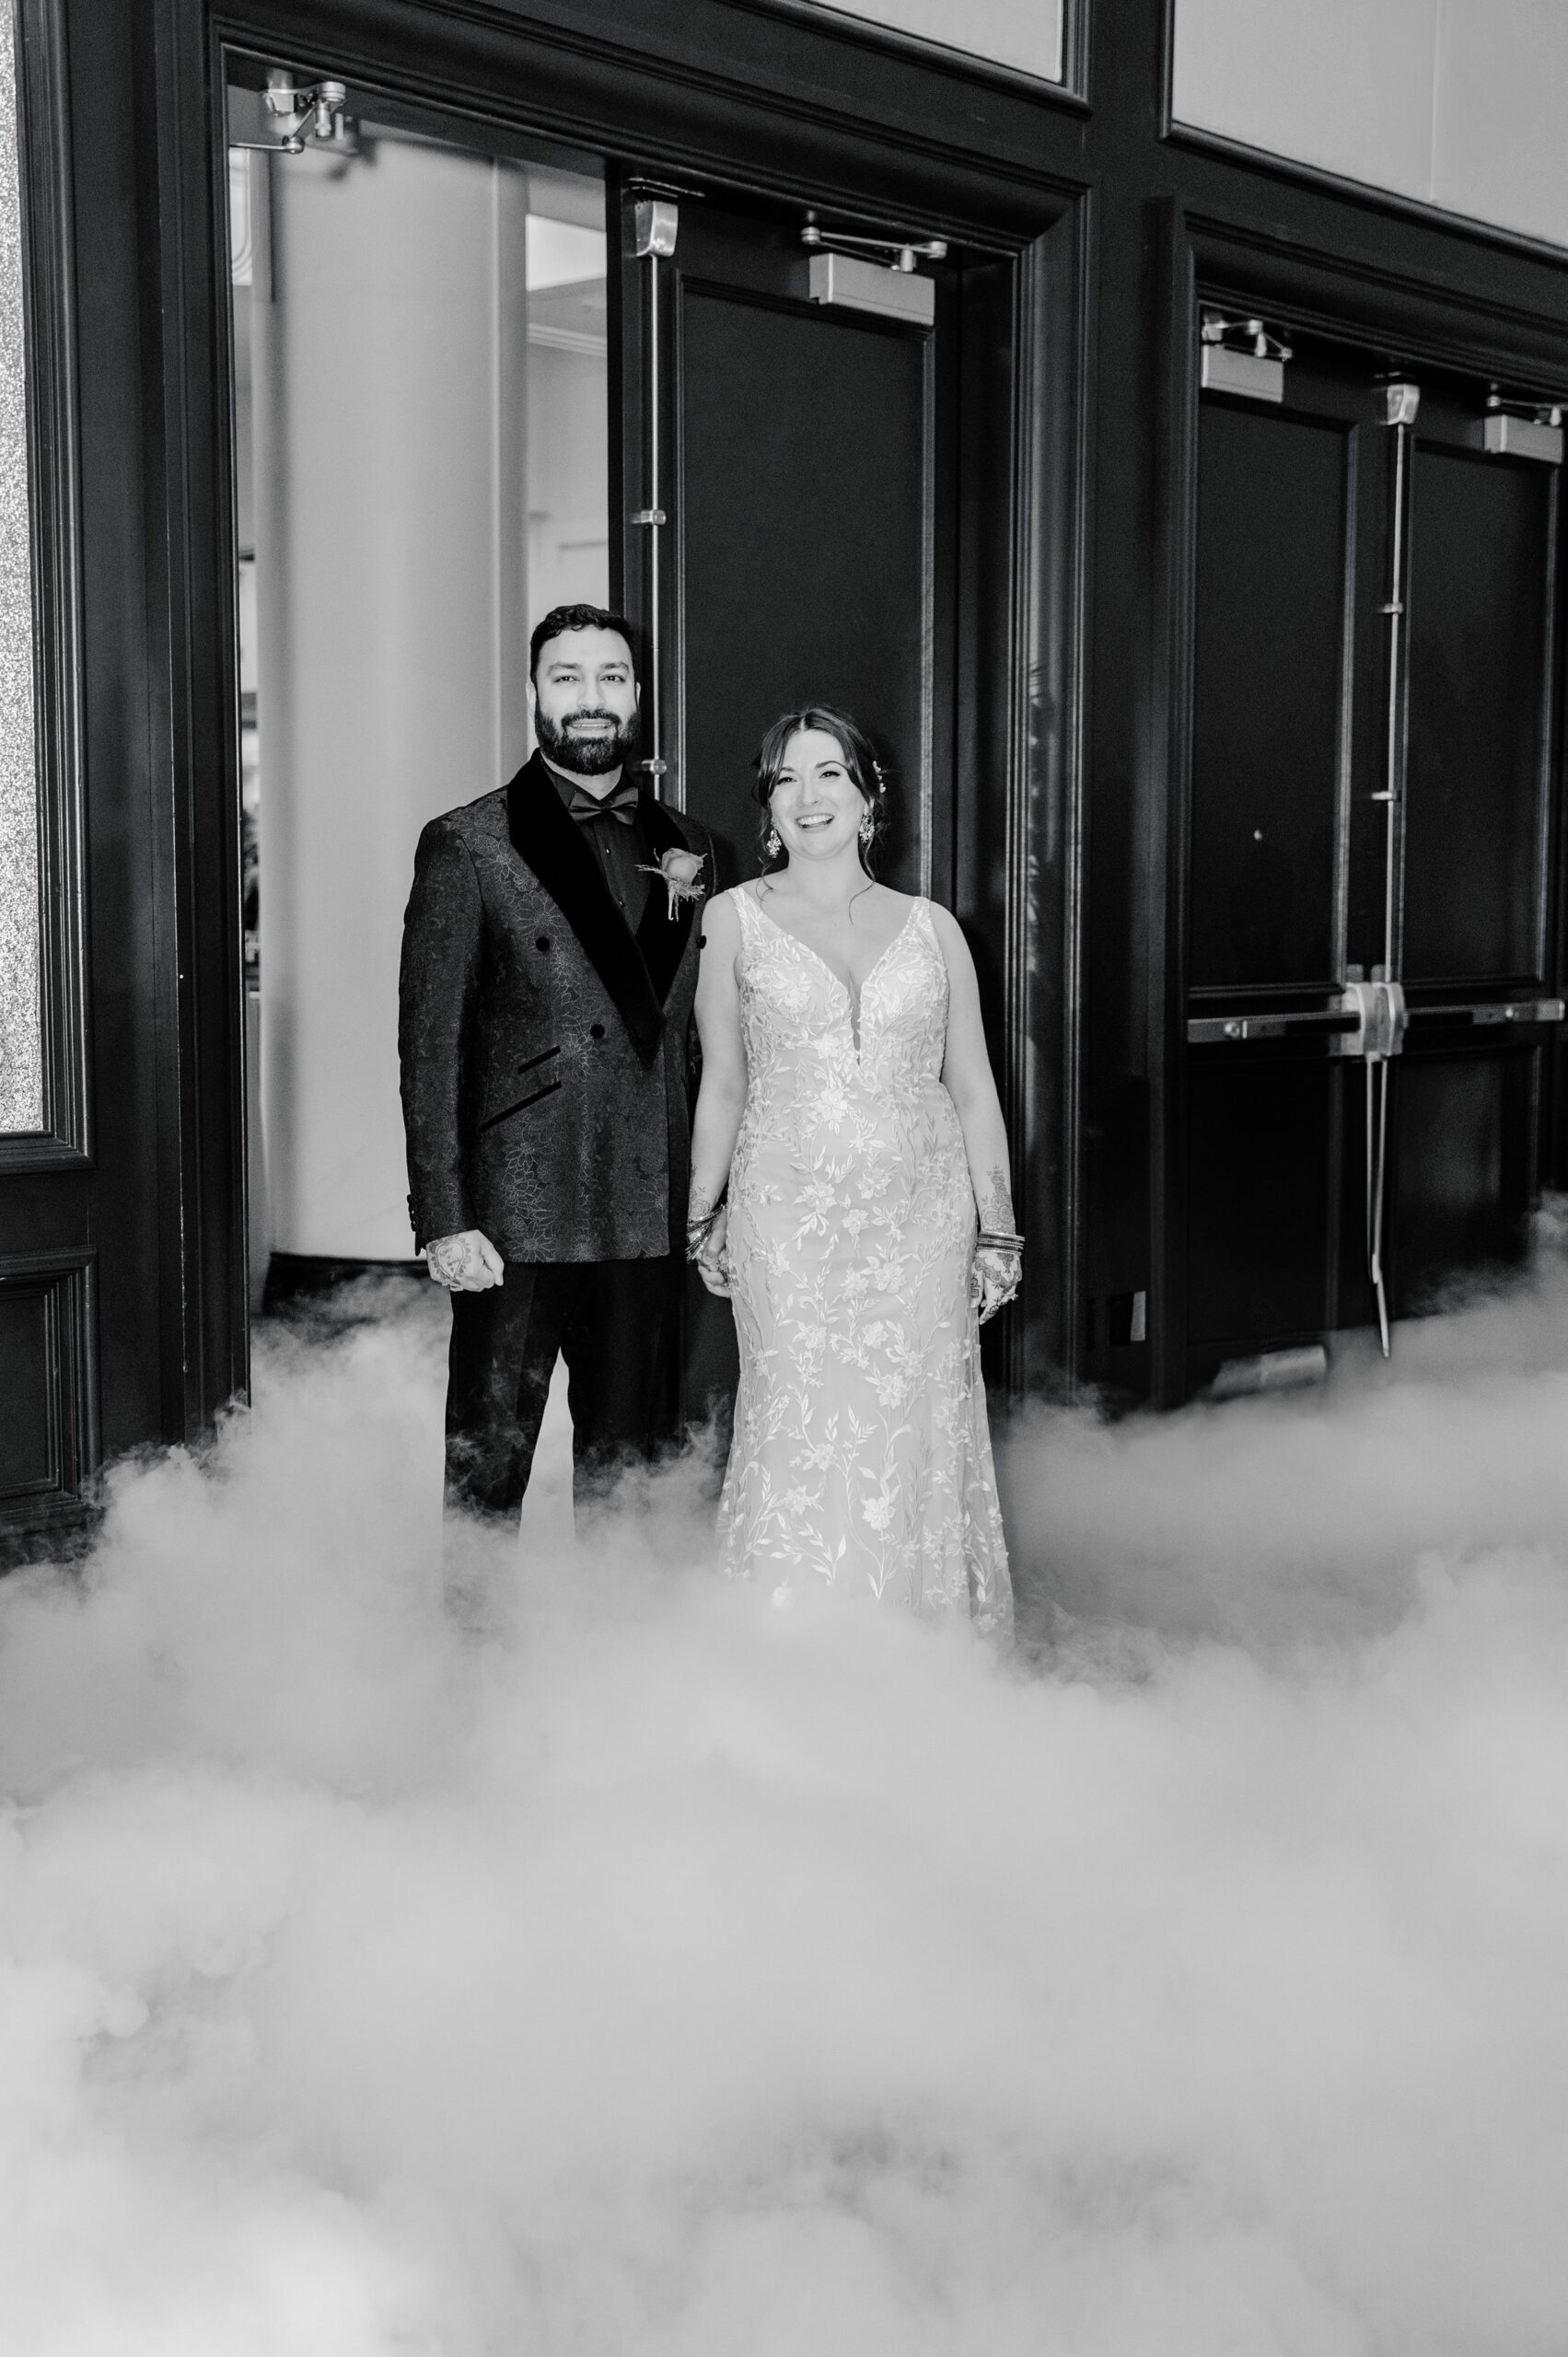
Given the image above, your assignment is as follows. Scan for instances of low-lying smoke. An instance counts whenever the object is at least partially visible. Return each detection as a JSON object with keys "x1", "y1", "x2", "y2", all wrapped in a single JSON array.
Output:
[{"x1": 3, "y1": 1253, "x2": 1566, "y2": 2355}]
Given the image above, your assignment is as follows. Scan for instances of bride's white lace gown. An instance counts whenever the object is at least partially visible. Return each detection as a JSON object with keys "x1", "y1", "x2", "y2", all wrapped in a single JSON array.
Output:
[{"x1": 718, "y1": 886, "x2": 1012, "y2": 1631}]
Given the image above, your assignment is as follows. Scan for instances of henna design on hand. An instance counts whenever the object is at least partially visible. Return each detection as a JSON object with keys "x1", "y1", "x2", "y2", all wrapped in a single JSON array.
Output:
[{"x1": 981, "y1": 1162, "x2": 1016, "y2": 1235}]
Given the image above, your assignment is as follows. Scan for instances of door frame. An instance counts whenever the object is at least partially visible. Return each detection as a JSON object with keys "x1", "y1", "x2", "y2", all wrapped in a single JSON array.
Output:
[
  {"x1": 146, "y1": 0, "x2": 1089, "y2": 1421},
  {"x1": 1149, "y1": 208, "x2": 1568, "y2": 1402},
  {"x1": 0, "y1": 0, "x2": 95, "y2": 1550},
  {"x1": 33, "y1": 0, "x2": 1568, "y2": 1533}
]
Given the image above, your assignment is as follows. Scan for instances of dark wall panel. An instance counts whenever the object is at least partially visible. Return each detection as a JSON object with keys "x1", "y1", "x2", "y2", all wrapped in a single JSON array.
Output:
[
  {"x1": 1190, "y1": 404, "x2": 1349, "y2": 991},
  {"x1": 1392, "y1": 1051, "x2": 1533, "y2": 1307},
  {"x1": 679, "y1": 289, "x2": 927, "y2": 888},
  {"x1": 1404, "y1": 448, "x2": 1551, "y2": 984},
  {"x1": 0, "y1": 1250, "x2": 98, "y2": 1539},
  {"x1": 1187, "y1": 1062, "x2": 1336, "y2": 1346},
  {"x1": 0, "y1": 1289, "x2": 54, "y2": 1493}
]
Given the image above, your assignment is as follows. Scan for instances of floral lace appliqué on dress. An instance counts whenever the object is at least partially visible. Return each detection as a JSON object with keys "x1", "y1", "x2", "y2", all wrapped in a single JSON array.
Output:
[{"x1": 718, "y1": 887, "x2": 1012, "y2": 1632}]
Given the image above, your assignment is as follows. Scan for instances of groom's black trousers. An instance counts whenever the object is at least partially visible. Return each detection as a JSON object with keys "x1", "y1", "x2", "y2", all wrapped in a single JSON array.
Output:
[{"x1": 444, "y1": 1254, "x2": 684, "y2": 1525}]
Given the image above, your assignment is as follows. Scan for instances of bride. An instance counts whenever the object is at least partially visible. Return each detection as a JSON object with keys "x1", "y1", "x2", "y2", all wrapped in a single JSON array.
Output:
[{"x1": 688, "y1": 704, "x2": 1017, "y2": 1631}]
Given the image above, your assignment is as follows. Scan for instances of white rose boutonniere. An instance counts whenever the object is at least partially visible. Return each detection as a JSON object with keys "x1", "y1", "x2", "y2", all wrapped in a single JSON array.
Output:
[{"x1": 639, "y1": 845, "x2": 708, "y2": 921}]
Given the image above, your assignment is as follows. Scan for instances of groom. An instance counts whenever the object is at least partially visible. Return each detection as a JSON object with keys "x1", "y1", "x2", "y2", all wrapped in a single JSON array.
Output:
[{"x1": 398, "y1": 603, "x2": 711, "y2": 1525}]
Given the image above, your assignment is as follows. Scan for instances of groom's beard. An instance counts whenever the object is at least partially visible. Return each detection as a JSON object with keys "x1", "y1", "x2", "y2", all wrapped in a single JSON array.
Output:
[{"x1": 535, "y1": 705, "x2": 639, "y2": 778}]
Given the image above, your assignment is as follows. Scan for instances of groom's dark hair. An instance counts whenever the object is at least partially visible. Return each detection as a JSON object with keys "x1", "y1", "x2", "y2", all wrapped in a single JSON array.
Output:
[{"x1": 528, "y1": 603, "x2": 639, "y2": 685}]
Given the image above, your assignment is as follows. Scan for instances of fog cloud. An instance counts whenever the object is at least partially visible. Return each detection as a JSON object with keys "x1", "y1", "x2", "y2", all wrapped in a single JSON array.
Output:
[{"x1": 3, "y1": 1257, "x2": 1566, "y2": 2354}]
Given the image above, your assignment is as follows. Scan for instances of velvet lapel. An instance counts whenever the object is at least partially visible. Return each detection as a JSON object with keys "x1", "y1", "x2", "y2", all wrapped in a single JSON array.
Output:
[
  {"x1": 505, "y1": 753, "x2": 663, "y2": 1057},
  {"x1": 635, "y1": 795, "x2": 703, "y2": 1004}
]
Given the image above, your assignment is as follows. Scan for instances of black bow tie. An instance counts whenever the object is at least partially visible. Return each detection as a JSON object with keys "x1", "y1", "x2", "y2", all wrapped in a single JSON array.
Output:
[{"x1": 568, "y1": 781, "x2": 639, "y2": 827}]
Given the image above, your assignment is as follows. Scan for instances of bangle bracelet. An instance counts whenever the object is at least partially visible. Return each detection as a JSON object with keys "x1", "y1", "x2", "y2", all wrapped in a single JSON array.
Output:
[{"x1": 977, "y1": 1230, "x2": 1024, "y2": 1251}]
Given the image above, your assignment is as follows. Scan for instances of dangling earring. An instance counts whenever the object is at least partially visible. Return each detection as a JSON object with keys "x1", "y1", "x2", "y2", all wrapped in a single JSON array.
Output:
[
  {"x1": 765, "y1": 827, "x2": 781, "y2": 859},
  {"x1": 858, "y1": 809, "x2": 875, "y2": 845}
]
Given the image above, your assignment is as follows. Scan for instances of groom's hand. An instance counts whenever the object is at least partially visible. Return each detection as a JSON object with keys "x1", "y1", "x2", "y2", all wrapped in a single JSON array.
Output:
[
  {"x1": 692, "y1": 1202, "x2": 733, "y2": 1299},
  {"x1": 425, "y1": 1230, "x2": 505, "y2": 1292}
]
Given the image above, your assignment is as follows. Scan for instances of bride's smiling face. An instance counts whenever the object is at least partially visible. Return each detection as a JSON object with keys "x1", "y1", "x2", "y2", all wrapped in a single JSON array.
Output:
[{"x1": 768, "y1": 728, "x2": 867, "y2": 863}]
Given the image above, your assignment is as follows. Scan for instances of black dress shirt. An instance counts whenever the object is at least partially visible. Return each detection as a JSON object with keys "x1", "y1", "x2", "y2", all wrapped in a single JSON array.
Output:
[{"x1": 543, "y1": 760, "x2": 652, "y2": 934}]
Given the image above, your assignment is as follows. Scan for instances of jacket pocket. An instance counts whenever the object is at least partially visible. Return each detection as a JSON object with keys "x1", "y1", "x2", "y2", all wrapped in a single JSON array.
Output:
[{"x1": 479, "y1": 1047, "x2": 563, "y2": 1132}]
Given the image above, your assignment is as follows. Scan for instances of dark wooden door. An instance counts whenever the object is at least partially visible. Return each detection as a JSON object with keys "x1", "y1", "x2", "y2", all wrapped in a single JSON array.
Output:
[
  {"x1": 1390, "y1": 385, "x2": 1562, "y2": 1309},
  {"x1": 618, "y1": 187, "x2": 955, "y2": 894},
  {"x1": 1182, "y1": 328, "x2": 1565, "y2": 1392},
  {"x1": 1183, "y1": 338, "x2": 1385, "y2": 1386},
  {"x1": 614, "y1": 183, "x2": 961, "y2": 1420}
]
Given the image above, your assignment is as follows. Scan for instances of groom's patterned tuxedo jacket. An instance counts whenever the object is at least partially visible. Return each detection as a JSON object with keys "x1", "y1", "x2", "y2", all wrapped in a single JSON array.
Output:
[{"x1": 398, "y1": 751, "x2": 713, "y2": 1263}]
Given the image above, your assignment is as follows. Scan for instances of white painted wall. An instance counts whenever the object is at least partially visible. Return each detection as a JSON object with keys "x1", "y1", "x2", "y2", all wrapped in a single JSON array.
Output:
[
  {"x1": 808, "y1": 0, "x2": 1062, "y2": 82},
  {"x1": 1173, "y1": 0, "x2": 1568, "y2": 251},
  {"x1": 526, "y1": 343, "x2": 610, "y2": 639},
  {"x1": 251, "y1": 138, "x2": 531, "y2": 1261}
]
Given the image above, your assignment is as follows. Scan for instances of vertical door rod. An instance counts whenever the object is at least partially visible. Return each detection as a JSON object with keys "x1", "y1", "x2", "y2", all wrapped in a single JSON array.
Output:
[
  {"x1": 632, "y1": 199, "x2": 678, "y2": 791},
  {"x1": 1366, "y1": 379, "x2": 1420, "y2": 1356}
]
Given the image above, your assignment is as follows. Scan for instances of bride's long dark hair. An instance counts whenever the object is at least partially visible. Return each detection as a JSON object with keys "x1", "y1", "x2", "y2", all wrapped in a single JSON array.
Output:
[{"x1": 752, "y1": 704, "x2": 889, "y2": 884}]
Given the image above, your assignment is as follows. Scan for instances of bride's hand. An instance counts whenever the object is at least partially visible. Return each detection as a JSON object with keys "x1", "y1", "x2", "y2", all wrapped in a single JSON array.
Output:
[
  {"x1": 972, "y1": 1244, "x2": 1020, "y2": 1324},
  {"x1": 693, "y1": 1202, "x2": 733, "y2": 1298}
]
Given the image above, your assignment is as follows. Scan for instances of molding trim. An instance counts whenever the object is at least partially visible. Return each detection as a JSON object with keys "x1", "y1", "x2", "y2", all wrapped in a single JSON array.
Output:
[
  {"x1": 1147, "y1": 200, "x2": 1200, "y2": 1406},
  {"x1": 712, "y1": 0, "x2": 1089, "y2": 111},
  {"x1": 211, "y1": 2, "x2": 1092, "y2": 223},
  {"x1": 1007, "y1": 200, "x2": 1090, "y2": 1397},
  {"x1": 0, "y1": 0, "x2": 89, "y2": 1175},
  {"x1": 0, "y1": 1243, "x2": 99, "y2": 1534},
  {"x1": 1186, "y1": 215, "x2": 1568, "y2": 386},
  {"x1": 1168, "y1": 118, "x2": 1568, "y2": 281}
]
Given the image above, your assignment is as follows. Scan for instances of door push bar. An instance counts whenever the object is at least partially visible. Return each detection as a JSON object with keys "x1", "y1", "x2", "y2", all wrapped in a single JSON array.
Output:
[
  {"x1": 1190, "y1": 977, "x2": 1565, "y2": 1363},
  {"x1": 1189, "y1": 989, "x2": 1566, "y2": 1047},
  {"x1": 1185, "y1": 976, "x2": 1405, "y2": 1050},
  {"x1": 1405, "y1": 996, "x2": 1567, "y2": 1029}
]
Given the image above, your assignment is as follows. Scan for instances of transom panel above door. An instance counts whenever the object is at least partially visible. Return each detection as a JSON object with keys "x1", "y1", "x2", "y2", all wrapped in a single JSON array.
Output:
[{"x1": 1179, "y1": 314, "x2": 1567, "y2": 1394}]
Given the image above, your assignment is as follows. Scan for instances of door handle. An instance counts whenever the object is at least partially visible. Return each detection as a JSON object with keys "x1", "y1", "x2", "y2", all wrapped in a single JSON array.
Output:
[{"x1": 1403, "y1": 995, "x2": 1566, "y2": 1029}]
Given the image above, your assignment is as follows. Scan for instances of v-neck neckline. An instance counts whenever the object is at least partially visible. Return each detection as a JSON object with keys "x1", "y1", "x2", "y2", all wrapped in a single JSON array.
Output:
[{"x1": 749, "y1": 891, "x2": 920, "y2": 1053}]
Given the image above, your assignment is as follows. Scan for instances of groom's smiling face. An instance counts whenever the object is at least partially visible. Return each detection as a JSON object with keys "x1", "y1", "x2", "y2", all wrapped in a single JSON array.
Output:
[{"x1": 529, "y1": 626, "x2": 641, "y2": 779}]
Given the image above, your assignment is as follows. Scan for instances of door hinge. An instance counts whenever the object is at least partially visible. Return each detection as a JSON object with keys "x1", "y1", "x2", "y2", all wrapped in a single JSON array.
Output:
[
  {"x1": 801, "y1": 214, "x2": 945, "y2": 329},
  {"x1": 1475, "y1": 390, "x2": 1564, "y2": 465},
  {"x1": 228, "y1": 69, "x2": 355, "y2": 157},
  {"x1": 1199, "y1": 309, "x2": 1291, "y2": 403},
  {"x1": 807, "y1": 251, "x2": 935, "y2": 327},
  {"x1": 801, "y1": 216, "x2": 947, "y2": 272}
]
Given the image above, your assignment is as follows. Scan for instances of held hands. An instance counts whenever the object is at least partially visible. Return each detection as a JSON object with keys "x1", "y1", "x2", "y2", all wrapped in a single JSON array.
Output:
[
  {"x1": 689, "y1": 1200, "x2": 732, "y2": 1297},
  {"x1": 425, "y1": 1229, "x2": 505, "y2": 1292}
]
